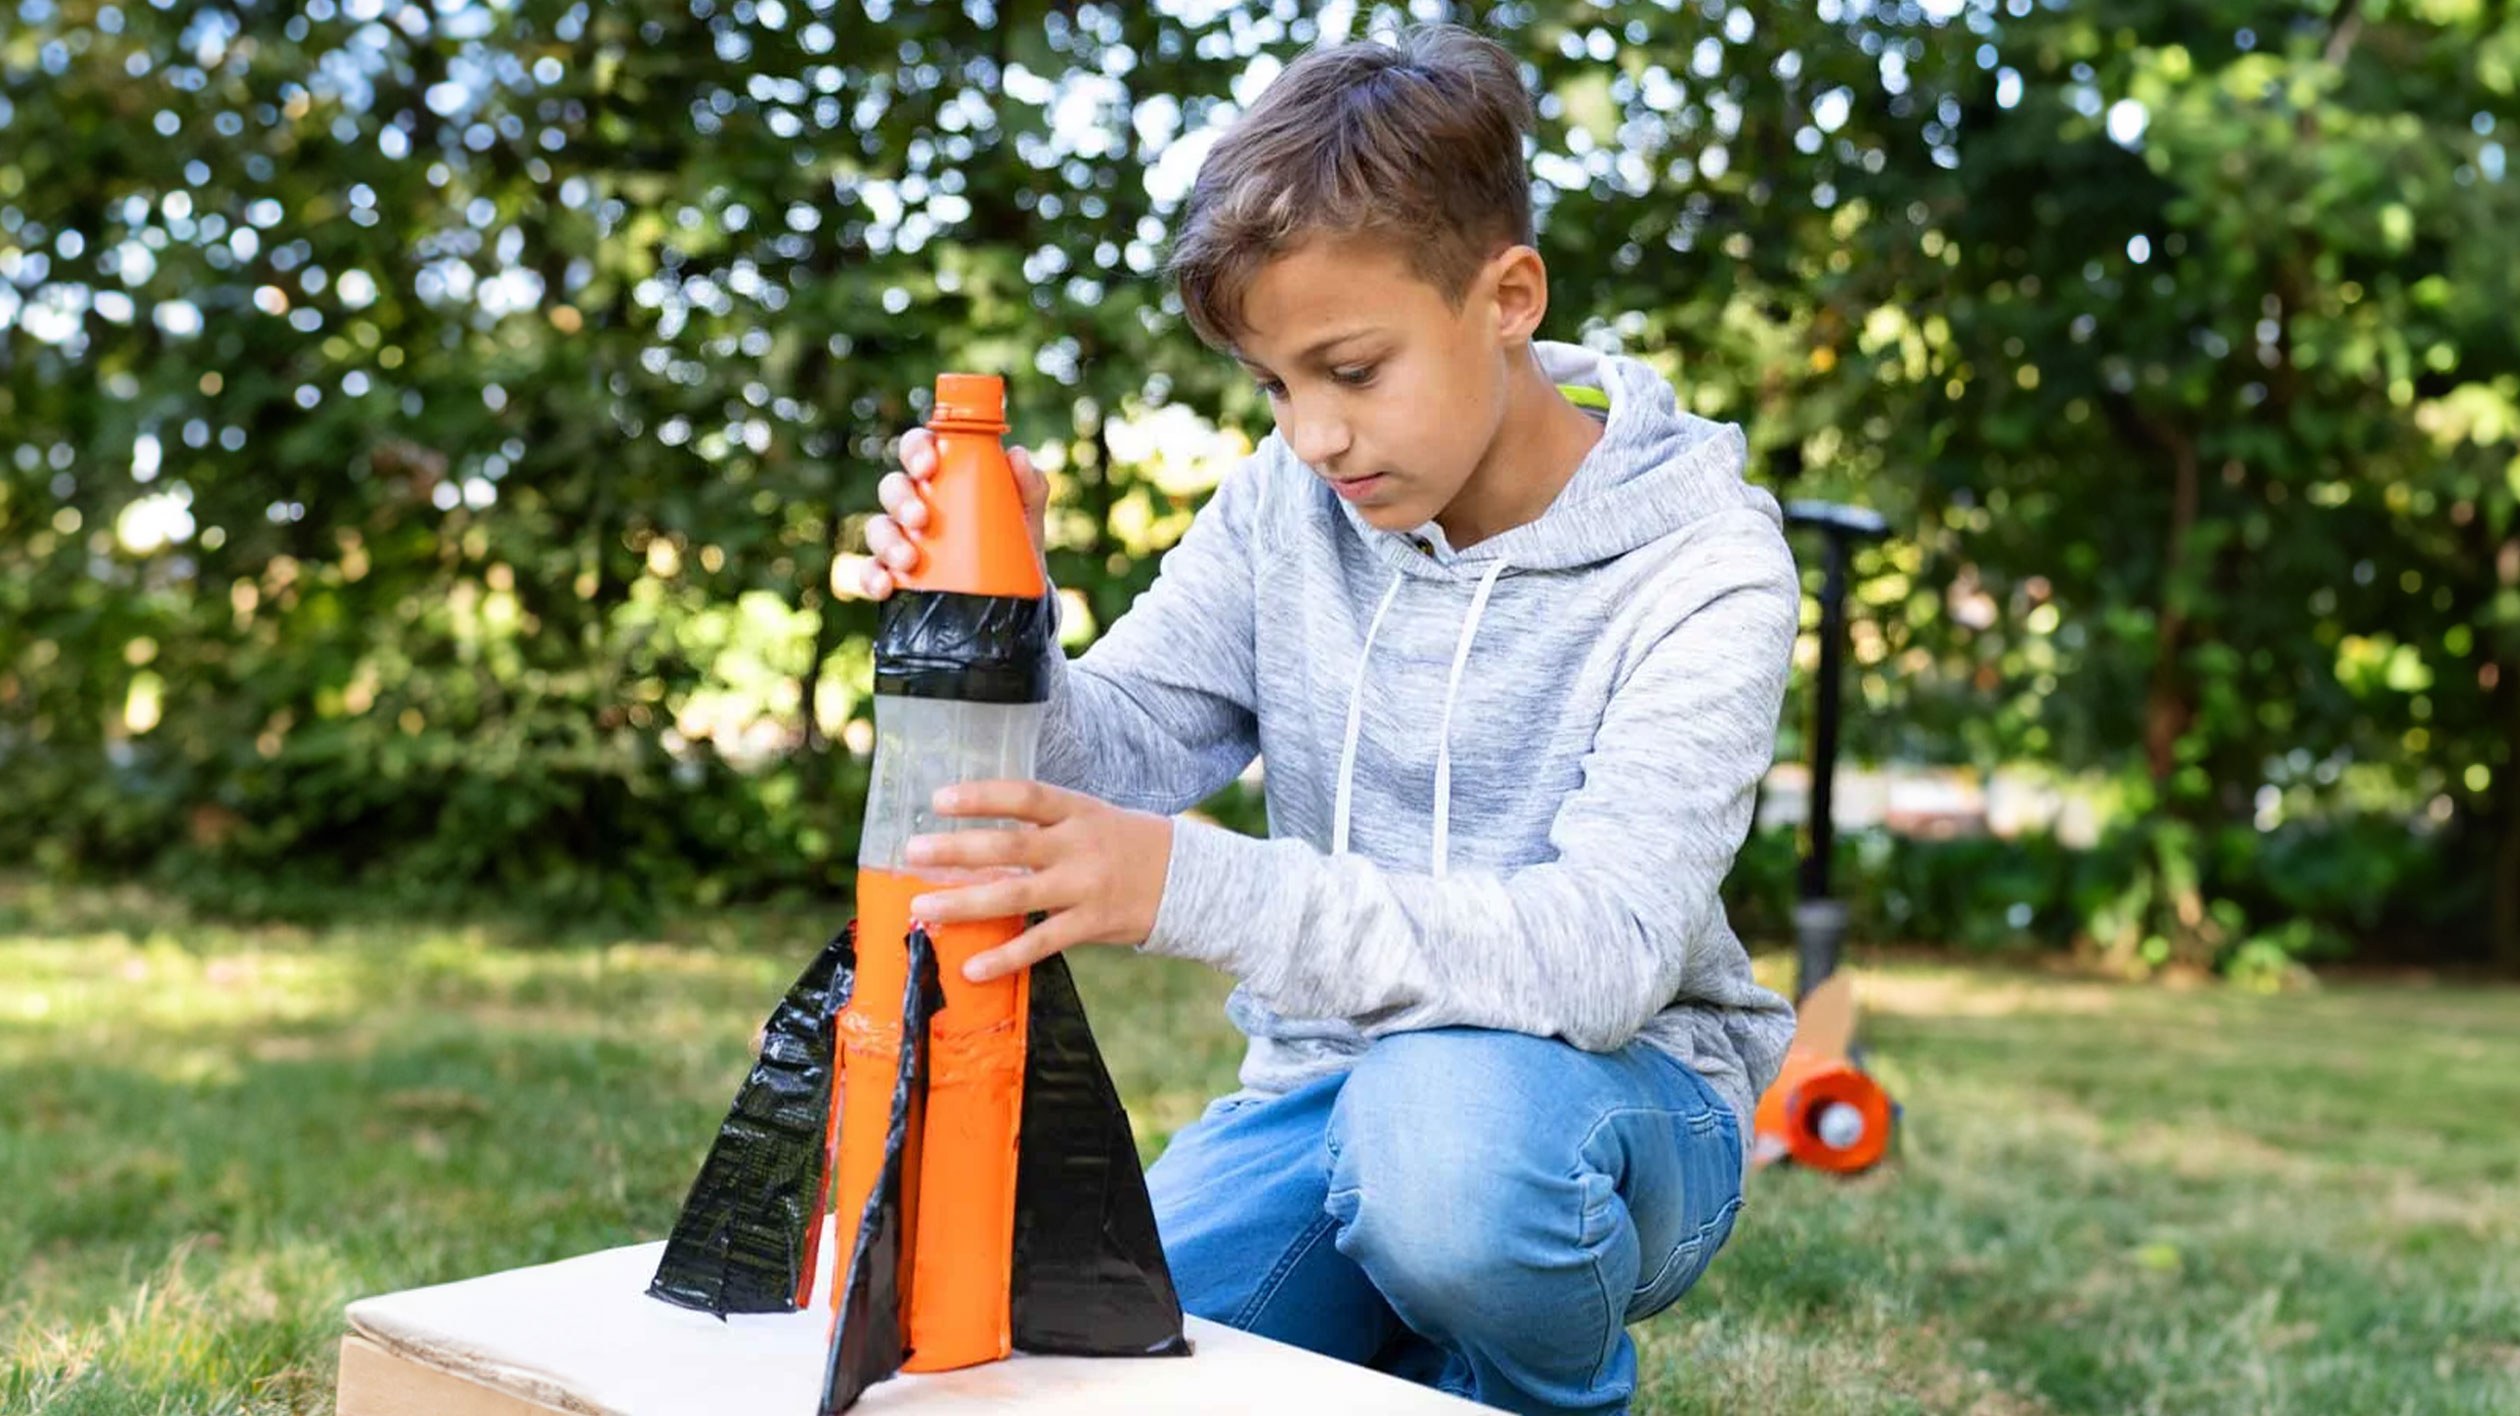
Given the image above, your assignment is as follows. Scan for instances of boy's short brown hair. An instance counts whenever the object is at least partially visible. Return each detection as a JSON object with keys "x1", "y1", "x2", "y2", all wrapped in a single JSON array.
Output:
[{"x1": 1167, "y1": 24, "x2": 1536, "y2": 350}]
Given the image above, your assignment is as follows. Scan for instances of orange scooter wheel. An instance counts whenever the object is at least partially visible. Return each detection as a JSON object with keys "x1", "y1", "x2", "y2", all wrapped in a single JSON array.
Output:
[{"x1": 1779, "y1": 1062, "x2": 1893, "y2": 1174}]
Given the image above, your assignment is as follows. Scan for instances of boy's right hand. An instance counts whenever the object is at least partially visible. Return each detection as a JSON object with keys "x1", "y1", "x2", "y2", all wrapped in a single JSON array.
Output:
[{"x1": 859, "y1": 427, "x2": 1050, "y2": 600}]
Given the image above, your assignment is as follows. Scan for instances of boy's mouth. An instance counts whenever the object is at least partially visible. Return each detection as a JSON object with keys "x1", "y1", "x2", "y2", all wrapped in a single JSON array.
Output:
[{"x1": 1329, "y1": 472, "x2": 1387, "y2": 502}]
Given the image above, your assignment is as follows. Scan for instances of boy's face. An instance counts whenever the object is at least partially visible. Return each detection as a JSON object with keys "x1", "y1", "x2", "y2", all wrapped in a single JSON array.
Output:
[{"x1": 1229, "y1": 233, "x2": 1533, "y2": 536}]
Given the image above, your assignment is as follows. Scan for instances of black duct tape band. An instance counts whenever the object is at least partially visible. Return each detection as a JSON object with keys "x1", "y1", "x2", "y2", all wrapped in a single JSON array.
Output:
[{"x1": 874, "y1": 589, "x2": 1053, "y2": 705}]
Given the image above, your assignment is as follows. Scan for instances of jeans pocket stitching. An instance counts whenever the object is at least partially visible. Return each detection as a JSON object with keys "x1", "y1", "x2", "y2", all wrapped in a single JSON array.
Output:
[
  {"x1": 1234, "y1": 1210, "x2": 1339, "y2": 1331},
  {"x1": 1629, "y1": 1136, "x2": 1744, "y2": 1316},
  {"x1": 1629, "y1": 1229, "x2": 1706, "y2": 1318},
  {"x1": 1582, "y1": 1218, "x2": 1624, "y2": 1392}
]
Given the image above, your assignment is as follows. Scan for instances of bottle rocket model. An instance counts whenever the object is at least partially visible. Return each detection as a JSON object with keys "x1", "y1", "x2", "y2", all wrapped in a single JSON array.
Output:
[{"x1": 644, "y1": 374, "x2": 1191, "y2": 1413}]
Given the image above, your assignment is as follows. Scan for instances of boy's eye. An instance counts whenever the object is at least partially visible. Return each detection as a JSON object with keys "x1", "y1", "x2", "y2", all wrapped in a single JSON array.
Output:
[
  {"x1": 1330, "y1": 364, "x2": 1378, "y2": 388},
  {"x1": 1254, "y1": 377, "x2": 1287, "y2": 399}
]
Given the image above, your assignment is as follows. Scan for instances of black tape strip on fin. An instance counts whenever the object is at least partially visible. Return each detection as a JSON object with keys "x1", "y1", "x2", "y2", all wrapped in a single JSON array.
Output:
[
  {"x1": 649, "y1": 924, "x2": 857, "y2": 1317},
  {"x1": 820, "y1": 926, "x2": 946, "y2": 1414},
  {"x1": 1008, "y1": 952, "x2": 1192, "y2": 1358}
]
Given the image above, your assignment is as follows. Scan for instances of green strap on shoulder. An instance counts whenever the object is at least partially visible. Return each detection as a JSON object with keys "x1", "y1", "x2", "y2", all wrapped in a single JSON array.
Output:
[{"x1": 1557, "y1": 383, "x2": 1612, "y2": 412}]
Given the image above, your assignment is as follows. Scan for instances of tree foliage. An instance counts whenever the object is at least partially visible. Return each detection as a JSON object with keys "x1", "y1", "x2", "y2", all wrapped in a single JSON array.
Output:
[{"x1": 3, "y1": 0, "x2": 2514, "y2": 963}]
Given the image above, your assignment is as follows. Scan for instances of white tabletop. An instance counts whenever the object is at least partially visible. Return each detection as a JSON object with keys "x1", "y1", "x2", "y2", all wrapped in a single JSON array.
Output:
[{"x1": 344, "y1": 1228, "x2": 1483, "y2": 1414}]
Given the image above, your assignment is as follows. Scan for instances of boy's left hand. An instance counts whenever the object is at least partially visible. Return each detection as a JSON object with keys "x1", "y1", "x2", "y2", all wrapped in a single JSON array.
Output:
[{"x1": 904, "y1": 782, "x2": 1173, "y2": 983}]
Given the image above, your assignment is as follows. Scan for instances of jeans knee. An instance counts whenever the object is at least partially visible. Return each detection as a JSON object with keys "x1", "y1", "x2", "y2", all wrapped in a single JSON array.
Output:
[
  {"x1": 1329, "y1": 1153, "x2": 1535, "y2": 1319},
  {"x1": 1326, "y1": 1032, "x2": 1591, "y2": 1319}
]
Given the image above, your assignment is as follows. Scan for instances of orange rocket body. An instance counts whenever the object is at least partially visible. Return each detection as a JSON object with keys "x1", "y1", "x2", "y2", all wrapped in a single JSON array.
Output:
[
  {"x1": 829, "y1": 867, "x2": 1029, "y2": 1372},
  {"x1": 828, "y1": 374, "x2": 1041, "y2": 1374}
]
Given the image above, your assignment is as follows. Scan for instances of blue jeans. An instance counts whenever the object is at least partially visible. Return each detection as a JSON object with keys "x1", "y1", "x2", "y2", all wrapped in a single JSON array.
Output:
[{"x1": 1145, "y1": 1027, "x2": 1745, "y2": 1415}]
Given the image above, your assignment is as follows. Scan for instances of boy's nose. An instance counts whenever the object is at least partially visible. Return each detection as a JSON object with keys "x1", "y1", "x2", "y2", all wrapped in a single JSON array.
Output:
[{"x1": 1282, "y1": 402, "x2": 1353, "y2": 471}]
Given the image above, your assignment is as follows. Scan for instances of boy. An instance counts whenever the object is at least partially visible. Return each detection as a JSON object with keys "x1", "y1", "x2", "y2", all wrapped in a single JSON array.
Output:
[{"x1": 857, "y1": 25, "x2": 1798, "y2": 1416}]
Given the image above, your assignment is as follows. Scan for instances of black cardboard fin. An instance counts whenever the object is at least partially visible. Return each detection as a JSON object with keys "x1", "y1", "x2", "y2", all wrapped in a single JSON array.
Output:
[
  {"x1": 821, "y1": 926, "x2": 946, "y2": 1414},
  {"x1": 649, "y1": 924, "x2": 857, "y2": 1317},
  {"x1": 1008, "y1": 952, "x2": 1192, "y2": 1358}
]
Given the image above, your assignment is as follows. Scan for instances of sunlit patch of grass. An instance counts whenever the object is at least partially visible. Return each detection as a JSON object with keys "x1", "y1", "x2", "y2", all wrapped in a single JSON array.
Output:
[
  {"x1": 1636, "y1": 968, "x2": 2520, "y2": 1415},
  {"x1": 3, "y1": 879, "x2": 2515, "y2": 1414}
]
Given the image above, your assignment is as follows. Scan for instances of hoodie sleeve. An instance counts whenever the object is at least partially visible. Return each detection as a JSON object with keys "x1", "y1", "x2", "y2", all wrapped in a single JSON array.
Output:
[
  {"x1": 1138, "y1": 515, "x2": 1797, "y2": 1053},
  {"x1": 1032, "y1": 460, "x2": 1262, "y2": 814}
]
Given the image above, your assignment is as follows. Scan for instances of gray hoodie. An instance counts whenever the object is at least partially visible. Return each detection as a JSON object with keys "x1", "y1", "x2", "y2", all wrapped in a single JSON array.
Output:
[{"x1": 1036, "y1": 341, "x2": 1799, "y2": 1129}]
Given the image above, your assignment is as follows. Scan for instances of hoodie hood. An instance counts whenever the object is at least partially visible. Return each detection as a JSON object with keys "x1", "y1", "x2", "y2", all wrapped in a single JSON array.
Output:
[
  {"x1": 1338, "y1": 340, "x2": 1773, "y2": 580},
  {"x1": 1317, "y1": 343, "x2": 1784, "y2": 884},
  {"x1": 1033, "y1": 335, "x2": 1804, "y2": 1131}
]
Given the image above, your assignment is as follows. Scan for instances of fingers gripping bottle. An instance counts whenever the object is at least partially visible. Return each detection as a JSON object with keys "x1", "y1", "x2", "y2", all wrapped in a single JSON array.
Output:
[{"x1": 828, "y1": 372, "x2": 1052, "y2": 1375}]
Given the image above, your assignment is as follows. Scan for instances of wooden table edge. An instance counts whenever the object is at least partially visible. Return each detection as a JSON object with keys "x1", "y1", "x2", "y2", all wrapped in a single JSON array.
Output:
[{"x1": 337, "y1": 1332, "x2": 582, "y2": 1416}]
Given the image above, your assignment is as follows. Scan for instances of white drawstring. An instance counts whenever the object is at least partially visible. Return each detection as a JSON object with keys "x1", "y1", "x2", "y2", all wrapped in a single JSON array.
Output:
[
  {"x1": 1331, "y1": 569, "x2": 1407, "y2": 858},
  {"x1": 1432, "y1": 559, "x2": 1509, "y2": 878}
]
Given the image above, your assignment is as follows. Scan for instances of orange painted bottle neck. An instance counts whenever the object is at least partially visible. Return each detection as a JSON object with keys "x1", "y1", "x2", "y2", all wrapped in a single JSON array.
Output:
[{"x1": 902, "y1": 372, "x2": 1042, "y2": 600}]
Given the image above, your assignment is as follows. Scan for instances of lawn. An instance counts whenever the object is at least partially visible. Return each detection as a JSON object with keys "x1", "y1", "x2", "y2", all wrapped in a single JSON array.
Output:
[{"x1": 3, "y1": 878, "x2": 2514, "y2": 1414}]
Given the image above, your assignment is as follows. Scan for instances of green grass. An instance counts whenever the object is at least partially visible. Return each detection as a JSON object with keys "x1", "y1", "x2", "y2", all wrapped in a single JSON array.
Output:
[{"x1": 3, "y1": 879, "x2": 2513, "y2": 1415}]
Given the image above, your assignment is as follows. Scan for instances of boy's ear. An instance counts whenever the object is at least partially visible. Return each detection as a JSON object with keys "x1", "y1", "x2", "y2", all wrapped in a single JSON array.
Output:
[{"x1": 1483, "y1": 244, "x2": 1549, "y2": 347}]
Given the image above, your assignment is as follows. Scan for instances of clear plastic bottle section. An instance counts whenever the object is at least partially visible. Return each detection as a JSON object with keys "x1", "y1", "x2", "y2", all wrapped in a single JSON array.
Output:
[{"x1": 857, "y1": 693, "x2": 1044, "y2": 876}]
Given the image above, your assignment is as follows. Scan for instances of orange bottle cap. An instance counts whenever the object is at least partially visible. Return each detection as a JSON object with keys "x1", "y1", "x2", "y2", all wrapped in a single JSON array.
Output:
[{"x1": 931, "y1": 373, "x2": 1007, "y2": 431}]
